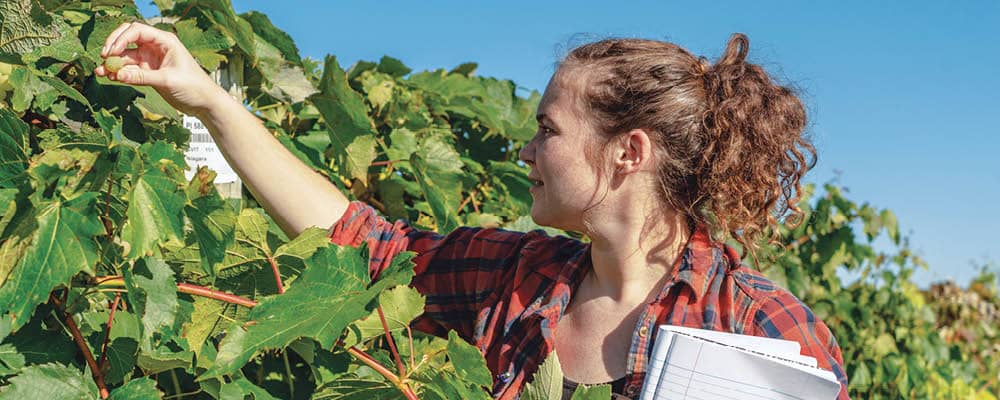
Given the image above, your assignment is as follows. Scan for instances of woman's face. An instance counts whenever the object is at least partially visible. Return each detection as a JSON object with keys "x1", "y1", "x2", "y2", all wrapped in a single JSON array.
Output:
[{"x1": 518, "y1": 69, "x2": 610, "y2": 232}]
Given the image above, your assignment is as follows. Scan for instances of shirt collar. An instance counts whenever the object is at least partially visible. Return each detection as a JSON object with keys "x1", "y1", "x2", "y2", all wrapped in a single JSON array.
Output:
[{"x1": 661, "y1": 226, "x2": 740, "y2": 303}]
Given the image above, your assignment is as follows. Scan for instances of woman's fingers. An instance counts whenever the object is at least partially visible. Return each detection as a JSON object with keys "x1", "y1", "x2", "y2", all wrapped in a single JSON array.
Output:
[
  {"x1": 101, "y1": 22, "x2": 133, "y2": 57},
  {"x1": 94, "y1": 50, "x2": 142, "y2": 77},
  {"x1": 102, "y1": 22, "x2": 176, "y2": 58},
  {"x1": 114, "y1": 64, "x2": 166, "y2": 87}
]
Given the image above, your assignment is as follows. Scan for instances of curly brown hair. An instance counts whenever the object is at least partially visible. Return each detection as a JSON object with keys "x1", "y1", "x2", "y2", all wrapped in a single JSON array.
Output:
[{"x1": 560, "y1": 33, "x2": 816, "y2": 260}]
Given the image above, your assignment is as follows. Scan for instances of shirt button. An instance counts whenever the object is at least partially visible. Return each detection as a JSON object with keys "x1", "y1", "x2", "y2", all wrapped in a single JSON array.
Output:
[
  {"x1": 638, "y1": 326, "x2": 649, "y2": 338},
  {"x1": 625, "y1": 384, "x2": 639, "y2": 396}
]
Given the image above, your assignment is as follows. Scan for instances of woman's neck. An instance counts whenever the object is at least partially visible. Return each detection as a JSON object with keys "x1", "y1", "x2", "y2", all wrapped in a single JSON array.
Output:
[{"x1": 583, "y1": 204, "x2": 691, "y2": 304}]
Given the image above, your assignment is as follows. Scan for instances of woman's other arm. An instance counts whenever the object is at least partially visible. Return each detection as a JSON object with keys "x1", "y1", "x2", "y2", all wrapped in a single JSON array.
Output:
[{"x1": 96, "y1": 22, "x2": 348, "y2": 238}]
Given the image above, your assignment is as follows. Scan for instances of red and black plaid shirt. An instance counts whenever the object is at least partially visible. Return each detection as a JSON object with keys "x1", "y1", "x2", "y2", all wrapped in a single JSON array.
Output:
[{"x1": 328, "y1": 201, "x2": 849, "y2": 399}]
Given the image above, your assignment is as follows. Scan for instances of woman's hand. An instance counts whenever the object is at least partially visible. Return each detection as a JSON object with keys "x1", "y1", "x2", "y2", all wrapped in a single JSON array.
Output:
[{"x1": 95, "y1": 22, "x2": 230, "y2": 118}]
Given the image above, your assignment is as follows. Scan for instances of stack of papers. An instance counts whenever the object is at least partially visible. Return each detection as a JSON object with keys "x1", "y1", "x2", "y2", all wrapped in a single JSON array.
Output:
[{"x1": 638, "y1": 326, "x2": 840, "y2": 400}]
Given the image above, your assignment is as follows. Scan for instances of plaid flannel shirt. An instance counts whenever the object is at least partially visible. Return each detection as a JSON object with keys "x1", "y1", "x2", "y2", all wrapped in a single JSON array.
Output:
[{"x1": 328, "y1": 201, "x2": 850, "y2": 399}]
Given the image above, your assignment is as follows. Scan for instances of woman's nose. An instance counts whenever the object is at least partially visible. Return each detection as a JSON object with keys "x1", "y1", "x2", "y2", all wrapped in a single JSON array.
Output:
[{"x1": 518, "y1": 138, "x2": 535, "y2": 165}]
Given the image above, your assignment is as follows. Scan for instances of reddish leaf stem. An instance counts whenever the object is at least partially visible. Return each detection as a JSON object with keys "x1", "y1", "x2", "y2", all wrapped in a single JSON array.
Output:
[
  {"x1": 267, "y1": 256, "x2": 285, "y2": 294},
  {"x1": 377, "y1": 306, "x2": 406, "y2": 377},
  {"x1": 457, "y1": 191, "x2": 473, "y2": 213},
  {"x1": 176, "y1": 283, "x2": 259, "y2": 307},
  {"x1": 470, "y1": 190, "x2": 481, "y2": 213},
  {"x1": 96, "y1": 276, "x2": 258, "y2": 308},
  {"x1": 98, "y1": 294, "x2": 122, "y2": 371},
  {"x1": 50, "y1": 293, "x2": 110, "y2": 399},
  {"x1": 371, "y1": 160, "x2": 403, "y2": 167},
  {"x1": 346, "y1": 346, "x2": 419, "y2": 400}
]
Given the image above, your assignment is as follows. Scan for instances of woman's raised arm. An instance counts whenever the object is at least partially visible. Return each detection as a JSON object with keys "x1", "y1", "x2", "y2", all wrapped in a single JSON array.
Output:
[{"x1": 95, "y1": 22, "x2": 349, "y2": 238}]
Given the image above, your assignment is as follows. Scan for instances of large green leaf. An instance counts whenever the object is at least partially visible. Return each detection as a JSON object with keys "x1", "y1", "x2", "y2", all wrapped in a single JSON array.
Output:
[
  {"x1": 446, "y1": 330, "x2": 492, "y2": 389},
  {"x1": 200, "y1": 245, "x2": 415, "y2": 379},
  {"x1": 120, "y1": 142, "x2": 187, "y2": 258},
  {"x1": 124, "y1": 257, "x2": 179, "y2": 343},
  {"x1": 181, "y1": 0, "x2": 256, "y2": 62},
  {"x1": 0, "y1": 0, "x2": 61, "y2": 60},
  {"x1": 240, "y1": 11, "x2": 300, "y2": 63},
  {"x1": 174, "y1": 19, "x2": 232, "y2": 71},
  {"x1": 309, "y1": 55, "x2": 375, "y2": 166},
  {"x1": 345, "y1": 134, "x2": 377, "y2": 184},
  {"x1": 185, "y1": 167, "x2": 237, "y2": 276},
  {"x1": 218, "y1": 375, "x2": 279, "y2": 400},
  {"x1": 411, "y1": 154, "x2": 461, "y2": 234},
  {"x1": 107, "y1": 377, "x2": 162, "y2": 400},
  {"x1": 0, "y1": 109, "x2": 29, "y2": 186},
  {"x1": 0, "y1": 344, "x2": 24, "y2": 375},
  {"x1": 0, "y1": 194, "x2": 102, "y2": 331},
  {"x1": 343, "y1": 285, "x2": 425, "y2": 347},
  {"x1": 0, "y1": 363, "x2": 99, "y2": 399},
  {"x1": 253, "y1": 32, "x2": 317, "y2": 103},
  {"x1": 520, "y1": 352, "x2": 562, "y2": 400}
]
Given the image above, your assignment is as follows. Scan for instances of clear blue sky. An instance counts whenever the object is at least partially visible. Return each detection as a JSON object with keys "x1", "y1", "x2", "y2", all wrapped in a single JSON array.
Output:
[{"x1": 141, "y1": 1, "x2": 999, "y2": 286}]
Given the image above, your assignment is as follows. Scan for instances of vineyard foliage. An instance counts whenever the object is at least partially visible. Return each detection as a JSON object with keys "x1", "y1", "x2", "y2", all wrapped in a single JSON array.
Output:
[{"x1": 0, "y1": 0, "x2": 996, "y2": 399}]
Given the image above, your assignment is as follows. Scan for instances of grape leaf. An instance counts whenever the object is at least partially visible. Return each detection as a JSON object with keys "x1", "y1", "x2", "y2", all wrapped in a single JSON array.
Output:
[
  {"x1": 0, "y1": 344, "x2": 25, "y2": 375},
  {"x1": 0, "y1": 0, "x2": 61, "y2": 60},
  {"x1": 174, "y1": 19, "x2": 232, "y2": 72},
  {"x1": 273, "y1": 226, "x2": 330, "y2": 261},
  {"x1": 309, "y1": 55, "x2": 375, "y2": 168},
  {"x1": 253, "y1": 32, "x2": 316, "y2": 103},
  {"x1": 185, "y1": 167, "x2": 237, "y2": 275},
  {"x1": 107, "y1": 376, "x2": 162, "y2": 400},
  {"x1": 182, "y1": 0, "x2": 256, "y2": 62},
  {"x1": 446, "y1": 330, "x2": 492, "y2": 389},
  {"x1": 124, "y1": 257, "x2": 179, "y2": 343},
  {"x1": 240, "y1": 11, "x2": 300, "y2": 63},
  {"x1": 411, "y1": 154, "x2": 461, "y2": 234},
  {"x1": 0, "y1": 363, "x2": 98, "y2": 399},
  {"x1": 343, "y1": 285, "x2": 425, "y2": 347},
  {"x1": 219, "y1": 375, "x2": 279, "y2": 400},
  {"x1": 120, "y1": 143, "x2": 187, "y2": 258},
  {"x1": 571, "y1": 383, "x2": 612, "y2": 400},
  {"x1": 386, "y1": 128, "x2": 417, "y2": 162},
  {"x1": 182, "y1": 294, "x2": 227, "y2": 356},
  {"x1": 200, "y1": 245, "x2": 415, "y2": 379},
  {"x1": 312, "y1": 377, "x2": 399, "y2": 400},
  {"x1": 0, "y1": 193, "x2": 102, "y2": 331},
  {"x1": 520, "y1": 352, "x2": 562, "y2": 400},
  {"x1": 0, "y1": 109, "x2": 29, "y2": 185},
  {"x1": 345, "y1": 134, "x2": 376, "y2": 184}
]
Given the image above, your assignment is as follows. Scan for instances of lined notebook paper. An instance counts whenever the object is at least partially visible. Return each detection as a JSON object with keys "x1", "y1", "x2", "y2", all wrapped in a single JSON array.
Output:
[{"x1": 638, "y1": 326, "x2": 840, "y2": 400}]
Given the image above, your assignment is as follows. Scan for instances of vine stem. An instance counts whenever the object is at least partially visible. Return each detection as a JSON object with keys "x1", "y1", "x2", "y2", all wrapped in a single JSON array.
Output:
[
  {"x1": 50, "y1": 293, "x2": 110, "y2": 399},
  {"x1": 95, "y1": 276, "x2": 258, "y2": 308},
  {"x1": 377, "y1": 306, "x2": 406, "y2": 377},
  {"x1": 267, "y1": 256, "x2": 285, "y2": 294},
  {"x1": 346, "y1": 346, "x2": 419, "y2": 400},
  {"x1": 98, "y1": 294, "x2": 122, "y2": 371}
]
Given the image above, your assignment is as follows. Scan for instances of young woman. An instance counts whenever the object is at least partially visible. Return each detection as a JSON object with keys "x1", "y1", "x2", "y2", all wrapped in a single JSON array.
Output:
[{"x1": 98, "y1": 23, "x2": 848, "y2": 400}]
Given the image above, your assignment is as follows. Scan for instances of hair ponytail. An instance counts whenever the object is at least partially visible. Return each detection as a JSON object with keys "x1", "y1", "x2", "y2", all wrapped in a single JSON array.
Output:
[{"x1": 698, "y1": 33, "x2": 815, "y2": 259}]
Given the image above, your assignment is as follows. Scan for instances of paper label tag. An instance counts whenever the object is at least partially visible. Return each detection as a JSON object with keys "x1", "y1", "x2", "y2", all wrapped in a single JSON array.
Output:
[{"x1": 182, "y1": 115, "x2": 240, "y2": 184}]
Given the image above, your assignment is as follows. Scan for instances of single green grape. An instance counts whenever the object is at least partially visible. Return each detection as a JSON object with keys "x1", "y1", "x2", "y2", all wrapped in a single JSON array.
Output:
[{"x1": 104, "y1": 56, "x2": 126, "y2": 73}]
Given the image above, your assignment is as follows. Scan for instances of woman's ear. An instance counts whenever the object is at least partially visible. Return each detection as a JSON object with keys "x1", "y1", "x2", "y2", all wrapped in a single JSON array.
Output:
[{"x1": 614, "y1": 129, "x2": 654, "y2": 174}]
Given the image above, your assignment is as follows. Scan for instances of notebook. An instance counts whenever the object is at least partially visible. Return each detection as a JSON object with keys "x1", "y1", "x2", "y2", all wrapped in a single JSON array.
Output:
[{"x1": 638, "y1": 326, "x2": 841, "y2": 400}]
